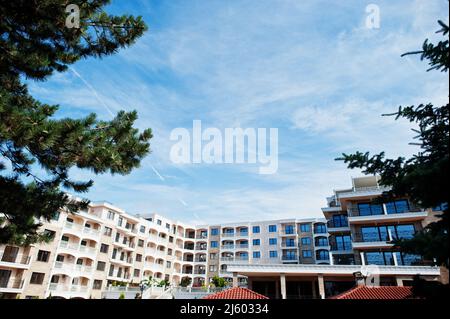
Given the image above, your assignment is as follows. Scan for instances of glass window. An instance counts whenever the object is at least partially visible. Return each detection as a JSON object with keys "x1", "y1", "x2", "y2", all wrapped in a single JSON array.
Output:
[
  {"x1": 331, "y1": 214, "x2": 348, "y2": 227},
  {"x1": 314, "y1": 224, "x2": 327, "y2": 234},
  {"x1": 140, "y1": 225, "x2": 145, "y2": 233},
  {"x1": 361, "y1": 226, "x2": 380, "y2": 242},
  {"x1": 299, "y1": 224, "x2": 311, "y2": 232},
  {"x1": 316, "y1": 237, "x2": 328, "y2": 247},
  {"x1": 252, "y1": 226, "x2": 260, "y2": 233},
  {"x1": 252, "y1": 239, "x2": 260, "y2": 246},
  {"x1": 210, "y1": 241, "x2": 218, "y2": 248},
  {"x1": 285, "y1": 238, "x2": 296, "y2": 247},
  {"x1": 100, "y1": 244, "x2": 109, "y2": 253},
  {"x1": 97, "y1": 261, "x2": 106, "y2": 271},
  {"x1": 316, "y1": 250, "x2": 329, "y2": 261},
  {"x1": 394, "y1": 224, "x2": 415, "y2": 239},
  {"x1": 302, "y1": 250, "x2": 312, "y2": 258},
  {"x1": 301, "y1": 237, "x2": 311, "y2": 245},
  {"x1": 253, "y1": 251, "x2": 261, "y2": 258},
  {"x1": 268, "y1": 225, "x2": 277, "y2": 232},
  {"x1": 269, "y1": 238, "x2": 277, "y2": 245},
  {"x1": 30, "y1": 272, "x2": 45, "y2": 285},
  {"x1": 269, "y1": 251, "x2": 278, "y2": 258},
  {"x1": 211, "y1": 228, "x2": 219, "y2": 236},
  {"x1": 37, "y1": 250, "x2": 50, "y2": 262},
  {"x1": 285, "y1": 225, "x2": 295, "y2": 234},
  {"x1": 138, "y1": 239, "x2": 144, "y2": 247}
]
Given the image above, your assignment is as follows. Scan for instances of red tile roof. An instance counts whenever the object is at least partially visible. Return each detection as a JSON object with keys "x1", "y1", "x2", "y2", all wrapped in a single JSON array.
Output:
[
  {"x1": 330, "y1": 286, "x2": 415, "y2": 300},
  {"x1": 203, "y1": 287, "x2": 269, "y2": 299}
]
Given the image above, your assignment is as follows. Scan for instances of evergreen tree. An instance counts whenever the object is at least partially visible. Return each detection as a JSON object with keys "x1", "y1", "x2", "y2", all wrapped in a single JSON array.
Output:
[
  {"x1": 337, "y1": 21, "x2": 449, "y2": 266},
  {"x1": 0, "y1": 1, "x2": 152, "y2": 245}
]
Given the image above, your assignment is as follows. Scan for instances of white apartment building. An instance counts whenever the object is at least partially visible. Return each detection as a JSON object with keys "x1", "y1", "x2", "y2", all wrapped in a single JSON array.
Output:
[{"x1": 0, "y1": 200, "x2": 330, "y2": 299}]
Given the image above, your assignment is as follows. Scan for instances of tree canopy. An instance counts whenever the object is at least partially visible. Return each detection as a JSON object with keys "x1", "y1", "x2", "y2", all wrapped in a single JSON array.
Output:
[{"x1": 0, "y1": 0, "x2": 152, "y2": 245}]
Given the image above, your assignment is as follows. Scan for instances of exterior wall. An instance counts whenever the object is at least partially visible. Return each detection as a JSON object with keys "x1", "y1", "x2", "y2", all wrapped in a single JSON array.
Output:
[{"x1": 0, "y1": 202, "x2": 330, "y2": 298}]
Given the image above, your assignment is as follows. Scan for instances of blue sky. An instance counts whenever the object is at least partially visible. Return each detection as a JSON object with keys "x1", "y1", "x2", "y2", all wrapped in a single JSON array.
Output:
[{"x1": 28, "y1": 0, "x2": 449, "y2": 224}]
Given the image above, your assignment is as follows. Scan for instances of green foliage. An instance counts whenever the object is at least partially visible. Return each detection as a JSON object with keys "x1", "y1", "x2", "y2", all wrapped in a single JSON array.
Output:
[
  {"x1": 211, "y1": 276, "x2": 227, "y2": 288},
  {"x1": 180, "y1": 277, "x2": 192, "y2": 287},
  {"x1": 336, "y1": 21, "x2": 449, "y2": 266},
  {"x1": 0, "y1": 1, "x2": 152, "y2": 244},
  {"x1": 118, "y1": 292, "x2": 125, "y2": 299},
  {"x1": 157, "y1": 279, "x2": 170, "y2": 287}
]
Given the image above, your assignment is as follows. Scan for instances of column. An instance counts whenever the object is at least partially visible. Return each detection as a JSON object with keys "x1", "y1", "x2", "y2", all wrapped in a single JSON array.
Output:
[
  {"x1": 232, "y1": 272, "x2": 238, "y2": 287},
  {"x1": 360, "y1": 252, "x2": 366, "y2": 265},
  {"x1": 329, "y1": 252, "x2": 334, "y2": 265},
  {"x1": 280, "y1": 274, "x2": 287, "y2": 300},
  {"x1": 312, "y1": 280, "x2": 317, "y2": 299},
  {"x1": 318, "y1": 274, "x2": 325, "y2": 299},
  {"x1": 396, "y1": 277, "x2": 404, "y2": 287}
]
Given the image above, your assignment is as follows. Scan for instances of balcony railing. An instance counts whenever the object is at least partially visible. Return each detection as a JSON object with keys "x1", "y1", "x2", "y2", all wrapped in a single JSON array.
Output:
[
  {"x1": 329, "y1": 243, "x2": 352, "y2": 251},
  {"x1": 194, "y1": 269, "x2": 206, "y2": 275},
  {"x1": 0, "y1": 251, "x2": 31, "y2": 265},
  {"x1": 221, "y1": 233, "x2": 235, "y2": 237},
  {"x1": 59, "y1": 241, "x2": 97, "y2": 255},
  {"x1": 0, "y1": 278, "x2": 24, "y2": 289},
  {"x1": 281, "y1": 256, "x2": 298, "y2": 261},
  {"x1": 327, "y1": 219, "x2": 349, "y2": 228},
  {"x1": 352, "y1": 231, "x2": 416, "y2": 243},
  {"x1": 220, "y1": 257, "x2": 234, "y2": 262},
  {"x1": 347, "y1": 202, "x2": 423, "y2": 217},
  {"x1": 221, "y1": 244, "x2": 234, "y2": 250}
]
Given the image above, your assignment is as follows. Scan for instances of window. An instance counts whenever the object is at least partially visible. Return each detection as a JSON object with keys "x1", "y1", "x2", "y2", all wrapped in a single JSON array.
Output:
[
  {"x1": 314, "y1": 224, "x2": 327, "y2": 234},
  {"x1": 284, "y1": 225, "x2": 295, "y2": 234},
  {"x1": 157, "y1": 219, "x2": 162, "y2": 226},
  {"x1": 252, "y1": 239, "x2": 260, "y2": 246},
  {"x1": 269, "y1": 251, "x2": 278, "y2": 258},
  {"x1": 43, "y1": 229, "x2": 56, "y2": 239},
  {"x1": 103, "y1": 227, "x2": 112, "y2": 237},
  {"x1": 386, "y1": 200, "x2": 410, "y2": 214},
  {"x1": 37, "y1": 250, "x2": 50, "y2": 262},
  {"x1": 107, "y1": 210, "x2": 115, "y2": 220},
  {"x1": 357, "y1": 203, "x2": 383, "y2": 216},
  {"x1": 140, "y1": 225, "x2": 146, "y2": 233},
  {"x1": 138, "y1": 239, "x2": 144, "y2": 247},
  {"x1": 268, "y1": 225, "x2": 277, "y2": 232},
  {"x1": 269, "y1": 238, "x2": 277, "y2": 245},
  {"x1": 93, "y1": 280, "x2": 102, "y2": 290},
  {"x1": 315, "y1": 237, "x2": 328, "y2": 247},
  {"x1": 210, "y1": 253, "x2": 217, "y2": 260},
  {"x1": 210, "y1": 241, "x2": 218, "y2": 248},
  {"x1": 302, "y1": 250, "x2": 312, "y2": 258},
  {"x1": 333, "y1": 235, "x2": 352, "y2": 251},
  {"x1": 316, "y1": 250, "x2": 330, "y2": 261},
  {"x1": 97, "y1": 261, "x2": 106, "y2": 271},
  {"x1": 100, "y1": 244, "x2": 109, "y2": 254},
  {"x1": 284, "y1": 238, "x2": 296, "y2": 247},
  {"x1": 134, "y1": 269, "x2": 140, "y2": 277},
  {"x1": 136, "y1": 254, "x2": 142, "y2": 262},
  {"x1": 209, "y1": 265, "x2": 217, "y2": 272},
  {"x1": 167, "y1": 249, "x2": 173, "y2": 256},
  {"x1": 331, "y1": 215, "x2": 348, "y2": 227},
  {"x1": 169, "y1": 236, "x2": 174, "y2": 243},
  {"x1": 364, "y1": 252, "x2": 395, "y2": 265},
  {"x1": 252, "y1": 226, "x2": 260, "y2": 233},
  {"x1": 117, "y1": 216, "x2": 123, "y2": 227},
  {"x1": 166, "y1": 223, "x2": 170, "y2": 229},
  {"x1": 299, "y1": 224, "x2": 311, "y2": 232},
  {"x1": 301, "y1": 237, "x2": 311, "y2": 245},
  {"x1": 51, "y1": 211, "x2": 60, "y2": 221},
  {"x1": 253, "y1": 251, "x2": 261, "y2": 258},
  {"x1": 30, "y1": 272, "x2": 45, "y2": 285},
  {"x1": 166, "y1": 261, "x2": 171, "y2": 268},
  {"x1": 211, "y1": 228, "x2": 219, "y2": 236}
]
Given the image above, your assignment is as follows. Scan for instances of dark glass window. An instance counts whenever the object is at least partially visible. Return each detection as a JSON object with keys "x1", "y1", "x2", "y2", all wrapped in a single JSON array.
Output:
[
  {"x1": 252, "y1": 226, "x2": 260, "y2": 234},
  {"x1": 37, "y1": 250, "x2": 50, "y2": 262}
]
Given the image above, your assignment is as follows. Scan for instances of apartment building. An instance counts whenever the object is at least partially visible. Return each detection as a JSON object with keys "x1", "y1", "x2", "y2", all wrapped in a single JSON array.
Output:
[
  {"x1": 222, "y1": 176, "x2": 444, "y2": 299},
  {"x1": 0, "y1": 201, "x2": 330, "y2": 299},
  {"x1": 322, "y1": 176, "x2": 445, "y2": 269}
]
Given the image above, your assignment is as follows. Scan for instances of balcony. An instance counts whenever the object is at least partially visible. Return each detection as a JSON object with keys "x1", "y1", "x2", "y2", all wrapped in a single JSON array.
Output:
[
  {"x1": 352, "y1": 231, "x2": 415, "y2": 249},
  {"x1": 0, "y1": 251, "x2": 31, "y2": 269},
  {"x1": 0, "y1": 278, "x2": 24, "y2": 293},
  {"x1": 220, "y1": 257, "x2": 234, "y2": 262},
  {"x1": 221, "y1": 233, "x2": 235, "y2": 238},
  {"x1": 235, "y1": 244, "x2": 249, "y2": 249},
  {"x1": 221, "y1": 244, "x2": 234, "y2": 250},
  {"x1": 281, "y1": 256, "x2": 298, "y2": 262},
  {"x1": 347, "y1": 202, "x2": 427, "y2": 224},
  {"x1": 195, "y1": 245, "x2": 208, "y2": 251},
  {"x1": 326, "y1": 220, "x2": 350, "y2": 232},
  {"x1": 234, "y1": 256, "x2": 249, "y2": 263},
  {"x1": 58, "y1": 241, "x2": 97, "y2": 256},
  {"x1": 53, "y1": 261, "x2": 93, "y2": 274},
  {"x1": 329, "y1": 243, "x2": 353, "y2": 254},
  {"x1": 194, "y1": 269, "x2": 206, "y2": 275},
  {"x1": 279, "y1": 229, "x2": 297, "y2": 236}
]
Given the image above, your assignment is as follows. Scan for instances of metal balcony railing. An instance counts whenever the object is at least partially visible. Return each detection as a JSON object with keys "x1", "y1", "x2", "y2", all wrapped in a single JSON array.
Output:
[
  {"x1": 0, "y1": 278, "x2": 24, "y2": 289},
  {"x1": 329, "y1": 243, "x2": 352, "y2": 251},
  {"x1": 0, "y1": 251, "x2": 31, "y2": 265},
  {"x1": 326, "y1": 219, "x2": 349, "y2": 228},
  {"x1": 352, "y1": 231, "x2": 416, "y2": 243}
]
